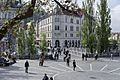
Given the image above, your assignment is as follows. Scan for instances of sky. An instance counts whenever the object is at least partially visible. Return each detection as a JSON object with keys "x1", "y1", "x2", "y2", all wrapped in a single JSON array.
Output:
[{"x1": 23, "y1": 0, "x2": 120, "y2": 32}]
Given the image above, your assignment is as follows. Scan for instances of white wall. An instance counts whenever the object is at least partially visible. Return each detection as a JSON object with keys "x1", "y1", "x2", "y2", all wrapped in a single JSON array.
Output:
[{"x1": 37, "y1": 14, "x2": 82, "y2": 47}]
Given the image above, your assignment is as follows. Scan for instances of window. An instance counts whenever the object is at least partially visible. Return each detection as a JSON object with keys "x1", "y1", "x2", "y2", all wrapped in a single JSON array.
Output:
[
  {"x1": 65, "y1": 33, "x2": 67, "y2": 37},
  {"x1": 55, "y1": 25, "x2": 59, "y2": 30},
  {"x1": 49, "y1": 25, "x2": 51, "y2": 31},
  {"x1": 48, "y1": 18, "x2": 49, "y2": 23},
  {"x1": 50, "y1": 17, "x2": 52, "y2": 23},
  {"x1": 70, "y1": 26, "x2": 73, "y2": 31},
  {"x1": 76, "y1": 27, "x2": 79, "y2": 31},
  {"x1": 65, "y1": 16, "x2": 67, "y2": 23},
  {"x1": 45, "y1": 20, "x2": 47, "y2": 24},
  {"x1": 65, "y1": 25, "x2": 67, "y2": 31},
  {"x1": 48, "y1": 26, "x2": 49, "y2": 31},
  {"x1": 76, "y1": 34, "x2": 79, "y2": 37},
  {"x1": 48, "y1": 34, "x2": 49, "y2": 37},
  {"x1": 70, "y1": 33, "x2": 73, "y2": 37},
  {"x1": 76, "y1": 20, "x2": 79, "y2": 24},
  {"x1": 55, "y1": 17, "x2": 59, "y2": 22},
  {"x1": 70, "y1": 18, "x2": 73, "y2": 23}
]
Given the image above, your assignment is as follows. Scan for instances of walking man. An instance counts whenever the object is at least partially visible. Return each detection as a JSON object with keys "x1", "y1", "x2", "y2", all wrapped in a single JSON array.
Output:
[
  {"x1": 82, "y1": 53, "x2": 84, "y2": 61},
  {"x1": 25, "y1": 60, "x2": 29, "y2": 73},
  {"x1": 42, "y1": 73, "x2": 49, "y2": 80},
  {"x1": 73, "y1": 60, "x2": 76, "y2": 71}
]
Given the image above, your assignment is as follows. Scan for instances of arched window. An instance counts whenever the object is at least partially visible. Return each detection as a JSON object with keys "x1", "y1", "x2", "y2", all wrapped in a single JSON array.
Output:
[
  {"x1": 72, "y1": 40, "x2": 74, "y2": 47},
  {"x1": 78, "y1": 40, "x2": 80, "y2": 47},
  {"x1": 55, "y1": 40, "x2": 60, "y2": 47},
  {"x1": 64, "y1": 40, "x2": 68, "y2": 47},
  {"x1": 70, "y1": 18, "x2": 73, "y2": 23},
  {"x1": 75, "y1": 40, "x2": 77, "y2": 47}
]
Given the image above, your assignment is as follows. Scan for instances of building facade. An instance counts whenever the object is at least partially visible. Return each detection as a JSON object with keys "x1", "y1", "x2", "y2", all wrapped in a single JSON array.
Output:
[
  {"x1": 0, "y1": 0, "x2": 21, "y2": 53},
  {"x1": 111, "y1": 32, "x2": 120, "y2": 40},
  {"x1": 36, "y1": 6, "x2": 82, "y2": 48}
]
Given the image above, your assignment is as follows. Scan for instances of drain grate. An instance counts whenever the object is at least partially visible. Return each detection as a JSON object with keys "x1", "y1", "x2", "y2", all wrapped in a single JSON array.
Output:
[{"x1": 90, "y1": 77, "x2": 97, "y2": 79}]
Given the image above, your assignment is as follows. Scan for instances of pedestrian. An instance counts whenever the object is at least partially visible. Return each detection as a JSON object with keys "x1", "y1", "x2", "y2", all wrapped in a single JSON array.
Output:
[
  {"x1": 56, "y1": 53, "x2": 59, "y2": 60},
  {"x1": 50, "y1": 77, "x2": 53, "y2": 80},
  {"x1": 52, "y1": 48, "x2": 54, "y2": 54},
  {"x1": 42, "y1": 73, "x2": 49, "y2": 80},
  {"x1": 66, "y1": 50, "x2": 69, "y2": 57},
  {"x1": 58, "y1": 47, "x2": 61, "y2": 55},
  {"x1": 111, "y1": 53, "x2": 113, "y2": 60},
  {"x1": 85, "y1": 53, "x2": 88, "y2": 61},
  {"x1": 63, "y1": 48, "x2": 66, "y2": 55},
  {"x1": 95, "y1": 54, "x2": 98, "y2": 60},
  {"x1": 73, "y1": 60, "x2": 76, "y2": 71},
  {"x1": 39, "y1": 52, "x2": 44, "y2": 66},
  {"x1": 68, "y1": 54, "x2": 71, "y2": 60},
  {"x1": 63, "y1": 55, "x2": 66, "y2": 62},
  {"x1": 25, "y1": 60, "x2": 29, "y2": 73},
  {"x1": 66, "y1": 56, "x2": 70, "y2": 66},
  {"x1": 82, "y1": 53, "x2": 84, "y2": 61},
  {"x1": 54, "y1": 52, "x2": 57, "y2": 60}
]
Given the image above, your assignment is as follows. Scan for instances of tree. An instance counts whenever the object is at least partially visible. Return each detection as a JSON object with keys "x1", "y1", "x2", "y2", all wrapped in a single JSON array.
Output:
[
  {"x1": 40, "y1": 33, "x2": 47, "y2": 55},
  {"x1": 0, "y1": 0, "x2": 96, "y2": 41},
  {"x1": 39, "y1": 33, "x2": 47, "y2": 65},
  {"x1": 81, "y1": 0, "x2": 96, "y2": 54},
  {"x1": 96, "y1": 0, "x2": 111, "y2": 53},
  {"x1": 16, "y1": 26, "x2": 26, "y2": 58},
  {"x1": 26, "y1": 21, "x2": 36, "y2": 59},
  {"x1": 0, "y1": 0, "x2": 36, "y2": 40}
]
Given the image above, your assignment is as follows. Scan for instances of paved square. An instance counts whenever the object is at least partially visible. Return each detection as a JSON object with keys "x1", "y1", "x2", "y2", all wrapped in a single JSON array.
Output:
[{"x1": 0, "y1": 54, "x2": 120, "y2": 80}]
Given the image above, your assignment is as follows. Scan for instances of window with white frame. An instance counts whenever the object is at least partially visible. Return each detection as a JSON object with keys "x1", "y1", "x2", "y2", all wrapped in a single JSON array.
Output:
[
  {"x1": 76, "y1": 26, "x2": 79, "y2": 31},
  {"x1": 48, "y1": 26, "x2": 49, "y2": 31},
  {"x1": 70, "y1": 18, "x2": 73, "y2": 23},
  {"x1": 65, "y1": 25, "x2": 67, "y2": 31},
  {"x1": 55, "y1": 17, "x2": 59, "y2": 22},
  {"x1": 76, "y1": 19, "x2": 79, "y2": 24},
  {"x1": 65, "y1": 33, "x2": 67, "y2": 37},
  {"x1": 55, "y1": 25, "x2": 59, "y2": 30},
  {"x1": 70, "y1": 33, "x2": 73, "y2": 37},
  {"x1": 70, "y1": 26, "x2": 74, "y2": 31},
  {"x1": 65, "y1": 16, "x2": 67, "y2": 23},
  {"x1": 76, "y1": 34, "x2": 79, "y2": 37}
]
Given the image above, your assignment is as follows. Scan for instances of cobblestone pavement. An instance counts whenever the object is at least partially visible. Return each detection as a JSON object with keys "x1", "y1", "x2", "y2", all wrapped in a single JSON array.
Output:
[{"x1": 0, "y1": 54, "x2": 120, "y2": 80}]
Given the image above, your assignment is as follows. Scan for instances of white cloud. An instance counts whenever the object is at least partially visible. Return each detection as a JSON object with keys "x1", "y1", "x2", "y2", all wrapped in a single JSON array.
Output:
[{"x1": 111, "y1": 5, "x2": 120, "y2": 32}]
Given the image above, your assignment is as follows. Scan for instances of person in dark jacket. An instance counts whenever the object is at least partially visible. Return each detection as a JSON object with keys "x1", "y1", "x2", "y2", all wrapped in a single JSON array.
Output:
[
  {"x1": 50, "y1": 77, "x2": 53, "y2": 80},
  {"x1": 82, "y1": 53, "x2": 85, "y2": 61},
  {"x1": 66, "y1": 57, "x2": 70, "y2": 66},
  {"x1": 85, "y1": 53, "x2": 88, "y2": 61},
  {"x1": 42, "y1": 73, "x2": 49, "y2": 80},
  {"x1": 25, "y1": 60, "x2": 29, "y2": 73},
  {"x1": 73, "y1": 60, "x2": 76, "y2": 71},
  {"x1": 95, "y1": 54, "x2": 98, "y2": 60}
]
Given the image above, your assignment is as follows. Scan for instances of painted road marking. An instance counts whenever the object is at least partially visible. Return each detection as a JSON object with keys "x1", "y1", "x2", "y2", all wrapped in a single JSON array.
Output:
[
  {"x1": 109, "y1": 68, "x2": 120, "y2": 73},
  {"x1": 90, "y1": 64, "x2": 92, "y2": 71},
  {"x1": 76, "y1": 65, "x2": 84, "y2": 71},
  {"x1": 49, "y1": 66, "x2": 66, "y2": 72},
  {"x1": 100, "y1": 65, "x2": 108, "y2": 71},
  {"x1": 58, "y1": 64, "x2": 73, "y2": 71}
]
